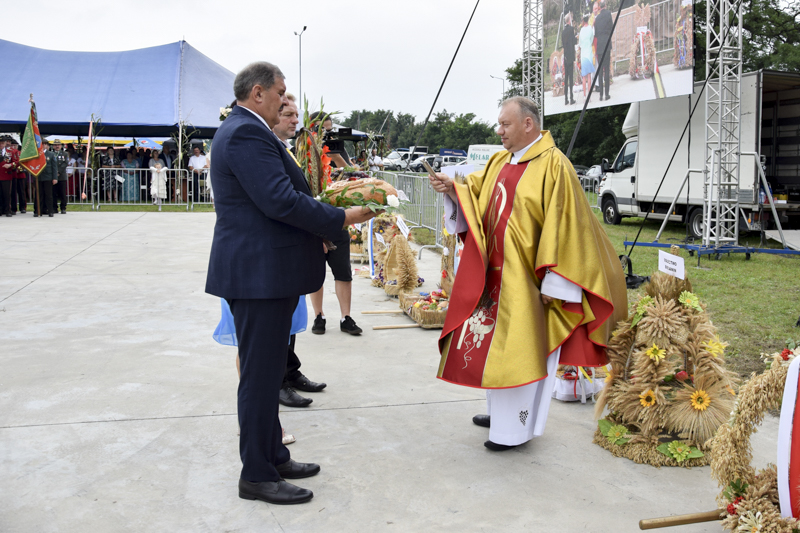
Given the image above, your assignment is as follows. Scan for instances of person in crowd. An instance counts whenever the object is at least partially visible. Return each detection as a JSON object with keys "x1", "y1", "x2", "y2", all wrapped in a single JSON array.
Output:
[
  {"x1": 428, "y1": 96, "x2": 626, "y2": 451},
  {"x1": 188, "y1": 145, "x2": 208, "y2": 202},
  {"x1": 0, "y1": 136, "x2": 17, "y2": 216},
  {"x1": 136, "y1": 148, "x2": 147, "y2": 168},
  {"x1": 36, "y1": 139, "x2": 58, "y2": 217},
  {"x1": 65, "y1": 147, "x2": 76, "y2": 201},
  {"x1": 100, "y1": 146, "x2": 121, "y2": 203},
  {"x1": 368, "y1": 148, "x2": 383, "y2": 171},
  {"x1": 52, "y1": 140, "x2": 70, "y2": 213},
  {"x1": 579, "y1": 14, "x2": 596, "y2": 103},
  {"x1": 593, "y1": 0, "x2": 613, "y2": 101},
  {"x1": 120, "y1": 149, "x2": 140, "y2": 203},
  {"x1": 206, "y1": 61, "x2": 377, "y2": 505},
  {"x1": 561, "y1": 12, "x2": 577, "y2": 105},
  {"x1": 149, "y1": 150, "x2": 168, "y2": 206},
  {"x1": 74, "y1": 148, "x2": 87, "y2": 202},
  {"x1": 306, "y1": 111, "x2": 363, "y2": 336},
  {"x1": 355, "y1": 149, "x2": 368, "y2": 168},
  {"x1": 271, "y1": 92, "x2": 329, "y2": 408},
  {"x1": 11, "y1": 139, "x2": 28, "y2": 214}
]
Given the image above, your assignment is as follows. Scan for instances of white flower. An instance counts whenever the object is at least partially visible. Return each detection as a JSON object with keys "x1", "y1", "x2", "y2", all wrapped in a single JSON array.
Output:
[
  {"x1": 737, "y1": 511, "x2": 762, "y2": 532},
  {"x1": 386, "y1": 194, "x2": 400, "y2": 208}
]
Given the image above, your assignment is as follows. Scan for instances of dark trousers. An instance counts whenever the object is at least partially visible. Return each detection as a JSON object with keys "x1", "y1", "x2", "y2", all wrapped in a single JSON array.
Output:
[
  {"x1": 284, "y1": 334, "x2": 302, "y2": 384},
  {"x1": 597, "y1": 47, "x2": 611, "y2": 97},
  {"x1": 12, "y1": 179, "x2": 27, "y2": 212},
  {"x1": 53, "y1": 181, "x2": 67, "y2": 212},
  {"x1": 0, "y1": 181, "x2": 11, "y2": 215},
  {"x1": 564, "y1": 60, "x2": 574, "y2": 102},
  {"x1": 36, "y1": 180, "x2": 54, "y2": 215},
  {"x1": 229, "y1": 297, "x2": 296, "y2": 482}
]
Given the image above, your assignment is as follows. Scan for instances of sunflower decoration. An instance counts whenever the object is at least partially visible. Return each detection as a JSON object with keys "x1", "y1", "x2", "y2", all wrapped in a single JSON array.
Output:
[
  {"x1": 690, "y1": 389, "x2": 711, "y2": 411},
  {"x1": 594, "y1": 246, "x2": 740, "y2": 467},
  {"x1": 646, "y1": 344, "x2": 666, "y2": 365},
  {"x1": 639, "y1": 388, "x2": 657, "y2": 407},
  {"x1": 704, "y1": 335, "x2": 727, "y2": 358}
]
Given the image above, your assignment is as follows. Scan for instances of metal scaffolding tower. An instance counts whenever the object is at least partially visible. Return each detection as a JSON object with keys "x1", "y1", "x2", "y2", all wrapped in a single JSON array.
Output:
[
  {"x1": 522, "y1": 0, "x2": 544, "y2": 113},
  {"x1": 702, "y1": 0, "x2": 744, "y2": 248}
]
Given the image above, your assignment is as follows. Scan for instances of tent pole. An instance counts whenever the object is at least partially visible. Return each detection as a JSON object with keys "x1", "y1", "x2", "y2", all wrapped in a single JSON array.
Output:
[{"x1": 178, "y1": 121, "x2": 185, "y2": 209}]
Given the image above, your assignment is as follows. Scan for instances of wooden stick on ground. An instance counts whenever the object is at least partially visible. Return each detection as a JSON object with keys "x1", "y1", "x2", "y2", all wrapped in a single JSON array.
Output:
[
  {"x1": 361, "y1": 310, "x2": 405, "y2": 315},
  {"x1": 372, "y1": 324, "x2": 421, "y2": 330},
  {"x1": 639, "y1": 509, "x2": 726, "y2": 530}
]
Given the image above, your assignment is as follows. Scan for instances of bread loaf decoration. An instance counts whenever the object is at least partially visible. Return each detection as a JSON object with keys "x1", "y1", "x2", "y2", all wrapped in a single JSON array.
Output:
[{"x1": 323, "y1": 178, "x2": 399, "y2": 208}]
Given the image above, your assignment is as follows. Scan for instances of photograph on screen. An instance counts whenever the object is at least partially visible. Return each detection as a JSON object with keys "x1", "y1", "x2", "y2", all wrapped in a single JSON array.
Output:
[{"x1": 543, "y1": 0, "x2": 694, "y2": 116}]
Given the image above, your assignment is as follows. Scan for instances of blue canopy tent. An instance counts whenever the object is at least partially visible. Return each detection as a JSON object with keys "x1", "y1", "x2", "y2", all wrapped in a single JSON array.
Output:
[{"x1": 0, "y1": 39, "x2": 234, "y2": 138}]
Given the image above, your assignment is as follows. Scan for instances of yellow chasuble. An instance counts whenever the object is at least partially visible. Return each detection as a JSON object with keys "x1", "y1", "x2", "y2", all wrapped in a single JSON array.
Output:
[{"x1": 437, "y1": 131, "x2": 627, "y2": 389}]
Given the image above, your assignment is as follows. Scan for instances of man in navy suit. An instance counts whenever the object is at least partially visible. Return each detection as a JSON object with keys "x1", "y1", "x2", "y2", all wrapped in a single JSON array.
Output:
[{"x1": 206, "y1": 61, "x2": 376, "y2": 505}]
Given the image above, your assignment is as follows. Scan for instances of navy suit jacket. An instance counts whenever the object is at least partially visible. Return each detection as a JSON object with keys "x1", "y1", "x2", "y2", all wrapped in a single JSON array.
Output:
[{"x1": 205, "y1": 105, "x2": 346, "y2": 300}]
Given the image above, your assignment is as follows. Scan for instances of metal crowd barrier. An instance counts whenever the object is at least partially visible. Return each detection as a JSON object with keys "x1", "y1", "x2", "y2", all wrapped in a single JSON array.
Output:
[
  {"x1": 612, "y1": 0, "x2": 680, "y2": 74},
  {"x1": 373, "y1": 171, "x2": 444, "y2": 257},
  {"x1": 94, "y1": 167, "x2": 190, "y2": 211},
  {"x1": 190, "y1": 169, "x2": 213, "y2": 209}
]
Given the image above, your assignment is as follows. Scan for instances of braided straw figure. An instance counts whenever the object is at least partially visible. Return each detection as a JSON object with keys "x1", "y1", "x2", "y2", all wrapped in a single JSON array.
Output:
[
  {"x1": 672, "y1": 5, "x2": 694, "y2": 69},
  {"x1": 710, "y1": 349, "x2": 800, "y2": 532},
  {"x1": 628, "y1": 3, "x2": 656, "y2": 79},
  {"x1": 594, "y1": 246, "x2": 740, "y2": 466}
]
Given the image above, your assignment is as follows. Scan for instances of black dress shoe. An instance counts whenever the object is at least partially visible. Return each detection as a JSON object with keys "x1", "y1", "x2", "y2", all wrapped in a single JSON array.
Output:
[
  {"x1": 276, "y1": 459, "x2": 320, "y2": 479},
  {"x1": 238, "y1": 479, "x2": 313, "y2": 505},
  {"x1": 279, "y1": 387, "x2": 312, "y2": 408},
  {"x1": 48, "y1": 213, "x2": 54, "y2": 217},
  {"x1": 286, "y1": 374, "x2": 326, "y2": 393},
  {"x1": 484, "y1": 440, "x2": 518, "y2": 452},
  {"x1": 472, "y1": 414, "x2": 490, "y2": 428},
  {"x1": 570, "y1": 99, "x2": 576, "y2": 105}
]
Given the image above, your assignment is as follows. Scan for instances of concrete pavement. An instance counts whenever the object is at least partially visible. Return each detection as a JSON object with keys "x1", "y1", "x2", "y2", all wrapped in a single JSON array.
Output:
[{"x1": 0, "y1": 212, "x2": 779, "y2": 532}]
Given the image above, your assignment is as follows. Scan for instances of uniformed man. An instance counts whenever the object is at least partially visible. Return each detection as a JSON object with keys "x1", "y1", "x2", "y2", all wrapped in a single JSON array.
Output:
[
  {"x1": 0, "y1": 136, "x2": 16, "y2": 217},
  {"x1": 10, "y1": 138, "x2": 28, "y2": 214},
  {"x1": 51, "y1": 139, "x2": 69, "y2": 213},
  {"x1": 35, "y1": 139, "x2": 57, "y2": 217}
]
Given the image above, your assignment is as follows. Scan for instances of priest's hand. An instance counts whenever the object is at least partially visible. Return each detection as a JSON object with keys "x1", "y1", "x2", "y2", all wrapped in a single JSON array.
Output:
[
  {"x1": 343, "y1": 206, "x2": 380, "y2": 227},
  {"x1": 541, "y1": 294, "x2": 556, "y2": 305},
  {"x1": 429, "y1": 172, "x2": 458, "y2": 202}
]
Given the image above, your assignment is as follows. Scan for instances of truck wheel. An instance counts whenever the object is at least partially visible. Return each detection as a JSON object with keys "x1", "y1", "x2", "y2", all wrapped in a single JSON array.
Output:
[
  {"x1": 688, "y1": 208, "x2": 704, "y2": 239},
  {"x1": 602, "y1": 198, "x2": 621, "y2": 225}
]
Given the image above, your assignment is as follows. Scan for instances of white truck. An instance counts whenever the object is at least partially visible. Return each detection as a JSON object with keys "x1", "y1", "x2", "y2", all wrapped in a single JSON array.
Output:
[{"x1": 597, "y1": 70, "x2": 800, "y2": 239}]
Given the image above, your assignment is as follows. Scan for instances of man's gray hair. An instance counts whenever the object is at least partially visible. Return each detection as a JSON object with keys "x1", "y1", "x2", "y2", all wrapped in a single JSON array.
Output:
[
  {"x1": 285, "y1": 92, "x2": 296, "y2": 102},
  {"x1": 501, "y1": 96, "x2": 542, "y2": 129},
  {"x1": 233, "y1": 61, "x2": 284, "y2": 101}
]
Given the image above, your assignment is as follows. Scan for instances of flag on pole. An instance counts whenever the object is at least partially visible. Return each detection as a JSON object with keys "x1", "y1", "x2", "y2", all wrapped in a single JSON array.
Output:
[{"x1": 19, "y1": 100, "x2": 47, "y2": 176}]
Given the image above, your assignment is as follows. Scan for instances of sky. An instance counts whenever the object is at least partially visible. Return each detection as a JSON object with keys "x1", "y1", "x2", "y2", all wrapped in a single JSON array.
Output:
[{"x1": 4, "y1": 0, "x2": 523, "y2": 128}]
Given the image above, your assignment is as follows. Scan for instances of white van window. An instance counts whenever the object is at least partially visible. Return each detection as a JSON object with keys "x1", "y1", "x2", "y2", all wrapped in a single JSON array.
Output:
[{"x1": 615, "y1": 141, "x2": 637, "y2": 172}]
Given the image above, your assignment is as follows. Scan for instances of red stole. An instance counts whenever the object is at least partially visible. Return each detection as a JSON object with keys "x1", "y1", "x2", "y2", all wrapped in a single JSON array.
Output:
[{"x1": 440, "y1": 163, "x2": 527, "y2": 386}]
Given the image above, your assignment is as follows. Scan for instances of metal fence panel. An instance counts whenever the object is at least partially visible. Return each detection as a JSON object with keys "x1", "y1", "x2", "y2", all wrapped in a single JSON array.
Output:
[{"x1": 95, "y1": 167, "x2": 189, "y2": 211}]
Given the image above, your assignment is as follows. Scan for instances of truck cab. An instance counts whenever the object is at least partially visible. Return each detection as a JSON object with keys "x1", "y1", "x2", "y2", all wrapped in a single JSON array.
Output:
[{"x1": 599, "y1": 138, "x2": 638, "y2": 224}]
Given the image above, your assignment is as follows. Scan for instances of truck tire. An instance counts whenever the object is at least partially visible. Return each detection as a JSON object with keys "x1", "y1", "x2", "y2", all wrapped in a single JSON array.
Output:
[
  {"x1": 602, "y1": 197, "x2": 621, "y2": 225},
  {"x1": 688, "y1": 208, "x2": 704, "y2": 239}
]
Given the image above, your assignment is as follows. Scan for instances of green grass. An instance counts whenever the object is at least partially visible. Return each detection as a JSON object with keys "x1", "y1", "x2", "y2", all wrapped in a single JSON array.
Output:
[{"x1": 598, "y1": 209, "x2": 800, "y2": 378}]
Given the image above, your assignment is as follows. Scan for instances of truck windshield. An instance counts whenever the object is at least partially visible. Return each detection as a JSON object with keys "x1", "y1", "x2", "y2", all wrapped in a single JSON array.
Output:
[{"x1": 615, "y1": 141, "x2": 637, "y2": 172}]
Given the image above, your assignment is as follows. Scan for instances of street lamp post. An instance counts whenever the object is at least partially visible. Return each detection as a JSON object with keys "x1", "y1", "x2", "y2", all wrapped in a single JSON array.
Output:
[
  {"x1": 294, "y1": 26, "x2": 307, "y2": 112},
  {"x1": 490, "y1": 75, "x2": 506, "y2": 102}
]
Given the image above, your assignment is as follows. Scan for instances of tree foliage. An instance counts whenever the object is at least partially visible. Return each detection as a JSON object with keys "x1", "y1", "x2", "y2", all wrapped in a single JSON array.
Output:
[{"x1": 341, "y1": 109, "x2": 499, "y2": 154}]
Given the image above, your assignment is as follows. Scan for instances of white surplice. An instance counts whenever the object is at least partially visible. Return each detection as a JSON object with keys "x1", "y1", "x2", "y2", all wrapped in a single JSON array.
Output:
[{"x1": 442, "y1": 136, "x2": 582, "y2": 446}]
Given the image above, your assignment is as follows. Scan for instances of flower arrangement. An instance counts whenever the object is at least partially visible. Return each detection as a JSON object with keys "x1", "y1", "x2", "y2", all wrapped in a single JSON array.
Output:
[
  {"x1": 593, "y1": 246, "x2": 740, "y2": 467},
  {"x1": 219, "y1": 106, "x2": 232, "y2": 121}
]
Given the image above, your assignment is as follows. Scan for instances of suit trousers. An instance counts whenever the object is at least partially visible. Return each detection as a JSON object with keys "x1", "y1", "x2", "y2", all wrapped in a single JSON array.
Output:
[
  {"x1": 564, "y1": 61, "x2": 574, "y2": 102},
  {"x1": 36, "y1": 181, "x2": 54, "y2": 215},
  {"x1": 53, "y1": 181, "x2": 67, "y2": 212},
  {"x1": 229, "y1": 297, "x2": 296, "y2": 482},
  {"x1": 0, "y1": 181, "x2": 11, "y2": 215},
  {"x1": 284, "y1": 334, "x2": 302, "y2": 384},
  {"x1": 12, "y1": 179, "x2": 27, "y2": 212},
  {"x1": 597, "y1": 47, "x2": 611, "y2": 97}
]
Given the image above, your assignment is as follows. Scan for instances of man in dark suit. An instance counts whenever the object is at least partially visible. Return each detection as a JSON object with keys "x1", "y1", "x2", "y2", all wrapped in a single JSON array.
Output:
[
  {"x1": 206, "y1": 61, "x2": 376, "y2": 505},
  {"x1": 561, "y1": 12, "x2": 577, "y2": 105},
  {"x1": 594, "y1": 0, "x2": 614, "y2": 101}
]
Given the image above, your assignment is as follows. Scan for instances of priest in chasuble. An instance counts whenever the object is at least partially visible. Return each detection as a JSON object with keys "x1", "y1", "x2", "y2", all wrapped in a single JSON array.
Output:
[{"x1": 429, "y1": 96, "x2": 627, "y2": 451}]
